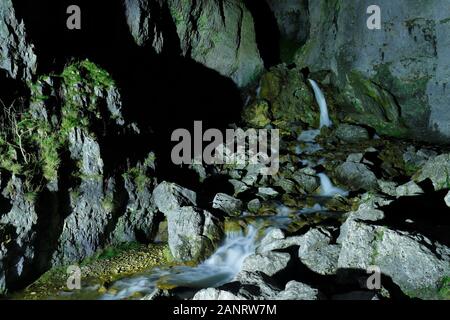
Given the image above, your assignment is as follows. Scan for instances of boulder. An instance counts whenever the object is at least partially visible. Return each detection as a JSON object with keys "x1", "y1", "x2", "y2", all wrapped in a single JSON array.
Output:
[
  {"x1": 414, "y1": 153, "x2": 450, "y2": 191},
  {"x1": 153, "y1": 181, "x2": 197, "y2": 214},
  {"x1": 168, "y1": 206, "x2": 223, "y2": 262},
  {"x1": 335, "y1": 124, "x2": 370, "y2": 143},
  {"x1": 298, "y1": 228, "x2": 340, "y2": 275},
  {"x1": 335, "y1": 162, "x2": 378, "y2": 191},
  {"x1": 212, "y1": 193, "x2": 243, "y2": 216},
  {"x1": 241, "y1": 252, "x2": 291, "y2": 276},
  {"x1": 276, "y1": 281, "x2": 321, "y2": 300},
  {"x1": 395, "y1": 181, "x2": 424, "y2": 197},
  {"x1": 337, "y1": 219, "x2": 450, "y2": 299},
  {"x1": 257, "y1": 228, "x2": 303, "y2": 254},
  {"x1": 243, "y1": 65, "x2": 315, "y2": 132}
]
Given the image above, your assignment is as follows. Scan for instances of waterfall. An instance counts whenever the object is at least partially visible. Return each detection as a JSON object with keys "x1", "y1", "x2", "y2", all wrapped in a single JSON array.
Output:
[
  {"x1": 317, "y1": 173, "x2": 348, "y2": 197},
  {"x1": 308, "y1": 79, "x2": 332, "y2": 128}
]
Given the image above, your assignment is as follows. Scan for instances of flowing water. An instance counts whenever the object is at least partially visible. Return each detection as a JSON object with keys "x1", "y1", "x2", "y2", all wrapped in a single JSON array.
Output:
[
  {"x1": 317, "y1": 173, "x2": 348, "y2": 197},
  {"x1": 308, "y1": 79, "x2": 332, "y2": 128},
  {"x1": 34, "y1": 77, "x2": 346, "y2": 300},
  {"x1": 100, "y1": 226, "x2": 259, "y2": 300}
]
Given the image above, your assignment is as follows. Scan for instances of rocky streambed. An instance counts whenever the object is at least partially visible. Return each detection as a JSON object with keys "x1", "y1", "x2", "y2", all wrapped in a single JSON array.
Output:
[{"x1": 9, "y1": 118, "x2": 450, "y2": 300}]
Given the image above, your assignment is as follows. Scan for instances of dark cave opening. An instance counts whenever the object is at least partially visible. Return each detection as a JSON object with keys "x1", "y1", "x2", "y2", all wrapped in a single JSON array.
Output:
[{"x1": 243, "y1": 0, "x2": 281, "y2": 68}]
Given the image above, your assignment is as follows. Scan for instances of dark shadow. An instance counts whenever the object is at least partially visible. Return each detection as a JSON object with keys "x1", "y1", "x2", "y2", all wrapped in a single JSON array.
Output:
[
  {"x1": 377, "y1": 187, "x2": 450, "y2": 246},
  {"x1": 243, "y1": 0, "x2": 281, "y2": 68}
]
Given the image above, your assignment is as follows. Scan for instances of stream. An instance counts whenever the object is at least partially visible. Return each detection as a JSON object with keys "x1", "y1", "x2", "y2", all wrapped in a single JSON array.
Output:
[{"x1": 39, "y1": 80, "x2": 346, "y2": 300}]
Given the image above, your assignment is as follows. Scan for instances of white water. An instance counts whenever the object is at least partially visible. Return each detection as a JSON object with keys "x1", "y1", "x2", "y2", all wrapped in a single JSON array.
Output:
[
  {"x1": 308, "y1": 79, "x2": 332, "y2": 128},
  {"x1": 317, "y1": 173, "x2": 348, "y2": 197},
  {"x1": 101, "y1": 226, "x2": 259, "y2": 300}
]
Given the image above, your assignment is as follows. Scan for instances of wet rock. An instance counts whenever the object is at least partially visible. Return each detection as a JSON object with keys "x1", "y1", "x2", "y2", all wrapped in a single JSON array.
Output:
[
  {"x1": 335, "y1": 124, "x2": 370, "y2": 143},
  {"x1": 291, "y1": 170, "x2": 320, "y2": 193},
  {"x1": 153, "y1": 182, "x2": 197, "y2": 214},
  {"x1": 298, "y1": 228, "x2": 340, "y2": 275},
  {"x1": 414, "y1": 153, "x2": 450, "y2": 191},
  {"x1": 212, "y1": 193, "x2": 243, "y2": 217},
  {"x1": 167, "y1": 206, "x2": 223, "y2": 263},
  {"x1": 395, "y1": 181, "x2": 424, "y2": 197},
  {"x1": 337, "y1": 219, "x2": 450, "y2": 299},
  {"x1": 335, "y1": 162, "x2": 378, "y2": 191},
  {"x1": 0, "y1": 0, "x2": 37, "y2": 81},
  {"x1": 241, "y1": 252, "x2": 291, "y2": 276}
]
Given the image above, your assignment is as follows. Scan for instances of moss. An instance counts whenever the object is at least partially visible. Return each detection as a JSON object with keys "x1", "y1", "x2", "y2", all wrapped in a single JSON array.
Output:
[
  {"x1": 124, "y1": 167, "x2": 150, "y2": 193},
  {"x1": 242, "y1": 100, "x2": 272, "y2": 128},
  {"x1": 101, "y1": 194, "x2": 115, "y2": 213},
  {"x1": 0, "y1": 59, "x2": 117, "y2": 191},
  {"x1": 12, "y1": 242, "x2": 171, "y2": 300},
  {"x1": 371, "y1": 227, "x2": 385, "y2": 265},
  {"x1": 438, "y1": 276, "x2": 450, "y2": 300}
]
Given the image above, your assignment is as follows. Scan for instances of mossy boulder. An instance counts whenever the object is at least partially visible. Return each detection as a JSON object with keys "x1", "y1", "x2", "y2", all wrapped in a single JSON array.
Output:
[{"x1": 243, "y1": 65, "x2": 316, "y2": 133}]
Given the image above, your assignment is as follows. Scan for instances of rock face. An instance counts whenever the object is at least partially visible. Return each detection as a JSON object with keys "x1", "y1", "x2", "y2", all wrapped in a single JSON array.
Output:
[
  {"x1": 265, "y1": 0, "x2": 309, "y2": 43},
  {"x1": 296, "y1": 0, "x2": 450, "y2": 141},
  {"x1": 0, "y1": 61, "x2": 159, "y2": 291},
  {"x1": 153, "y1": 182, "x2": 223, "y2": 262},
  {"x1": 0, "y1": 0, "x2": 36, "y2": 81},
  {"x1": 338, "y1": 219, "x2": 450, "y2": 299},
  {"x1": 124, "y1": 0, "x2": 165, "y2": 52},
  {"x1": 0, "y1": 175, "x2": 37, "y2": 294},
  {"x1": 169, "y1": 0, "x2": 264, "y2": 87},
  {"x1": 124, "y1": 0, "x2": 264, "y2": 87}
]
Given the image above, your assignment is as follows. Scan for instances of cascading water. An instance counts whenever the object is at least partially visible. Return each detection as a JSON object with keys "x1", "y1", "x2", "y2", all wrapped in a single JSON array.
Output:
[
  {"x1": 100, "y1": 226, "x2": 259, "y2": 300},
  {"x1": 308, "y1": 79, "x2": 332, "y2": 128},
  {"x1": 317, "y1": 173, "x2": 348, "y2": 197}
]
